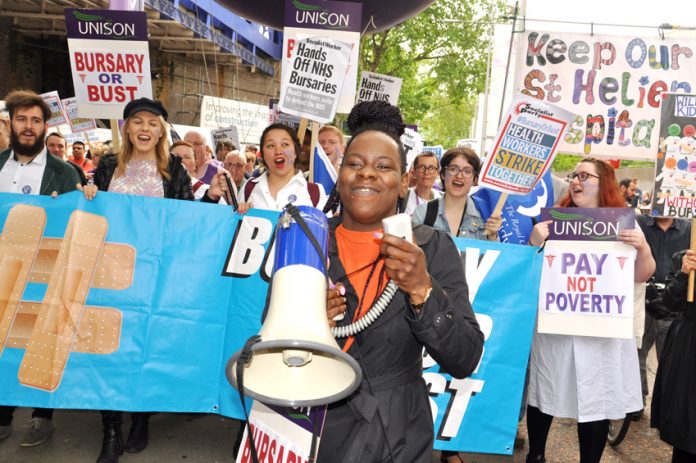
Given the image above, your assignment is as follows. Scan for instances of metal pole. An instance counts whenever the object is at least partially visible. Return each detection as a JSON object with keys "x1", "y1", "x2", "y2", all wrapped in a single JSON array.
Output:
[{"x1": 497, "y1": 1, "x2": 519, "y2": 128}]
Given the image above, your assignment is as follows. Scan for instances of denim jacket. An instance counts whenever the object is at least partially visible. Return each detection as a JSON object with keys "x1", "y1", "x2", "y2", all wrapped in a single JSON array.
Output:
[{"x1": 412, "y1": 195, "x2": 497, "y2": 241}]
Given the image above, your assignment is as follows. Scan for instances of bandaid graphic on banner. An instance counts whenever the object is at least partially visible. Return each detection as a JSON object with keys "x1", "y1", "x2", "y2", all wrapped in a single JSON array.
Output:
[
  {"x1": 0, "y1": 205, "x2": 46, "y2": 356},
  {"x1": 8, "y1": 302, "x2": 121, "y2": 354},
  {"x1": 14, "y1": 238, "x2": 136, "y2": 290},
  {"x1": 19, "y1": 210, "x2": 108, "y2": 391}
]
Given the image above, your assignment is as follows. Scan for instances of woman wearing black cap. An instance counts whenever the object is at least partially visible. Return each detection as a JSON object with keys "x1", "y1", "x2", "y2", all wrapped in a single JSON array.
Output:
[
  {"x1": 82, "y1": 98, "x2": 196, "y2": 463},
  {"x1": 85, "y1": 98, "x2": 193, "y2": 201}
]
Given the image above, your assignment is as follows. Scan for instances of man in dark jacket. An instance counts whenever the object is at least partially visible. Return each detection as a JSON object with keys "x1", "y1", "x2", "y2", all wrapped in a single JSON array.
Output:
[
  {"x1": 0, "y1": 89, "x2": 79, "y2": 448},
  {"x1": 0, "y1": 90, "x2": 80, "y2": 196}
]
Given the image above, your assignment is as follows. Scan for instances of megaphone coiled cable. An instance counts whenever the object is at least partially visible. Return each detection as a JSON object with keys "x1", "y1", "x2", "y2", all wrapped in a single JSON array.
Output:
[{"x1": 331, "y1": 280, "x2": 399, "y2": 338}]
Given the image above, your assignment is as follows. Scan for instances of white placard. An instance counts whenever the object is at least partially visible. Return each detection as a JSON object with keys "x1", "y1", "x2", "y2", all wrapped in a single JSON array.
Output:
[
  {"x1": 356, "y1": 71, "x2": 403, "y2": 105},
  {"x1": 278, "y1": 36, "x2": 352, "y2": 123},
  {"x1": 199, "y1": 96, "x2": 269, "y2": 146}
]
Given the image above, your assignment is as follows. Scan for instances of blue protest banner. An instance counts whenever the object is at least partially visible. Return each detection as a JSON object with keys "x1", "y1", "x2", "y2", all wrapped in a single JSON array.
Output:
[
  {"x1": 0, "y1": 191, "x2": 273, "y2": 418},
  {"x1": 429, "y1": 238, "x2": 542, "y2": 455},
  {"x1": 0, "y1": 192, "x2": 542, "y2": 455}
]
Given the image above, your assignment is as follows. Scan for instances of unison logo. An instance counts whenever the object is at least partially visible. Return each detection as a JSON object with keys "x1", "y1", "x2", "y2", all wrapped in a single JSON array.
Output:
[
  {"x1": 292, "y1": 0, "x2": 350, "y2": 29},
  {"x1": 73, "y1": 10, "x2": 136, "y2": 38},
  {"x1": 549, "y1": 209, "x2": 620, "y2": 240}
]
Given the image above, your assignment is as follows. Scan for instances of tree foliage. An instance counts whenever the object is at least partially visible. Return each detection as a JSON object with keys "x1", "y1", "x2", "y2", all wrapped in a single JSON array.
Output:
[{"x1": 359, "y1": 0, "x2": 504, "y2": 142}]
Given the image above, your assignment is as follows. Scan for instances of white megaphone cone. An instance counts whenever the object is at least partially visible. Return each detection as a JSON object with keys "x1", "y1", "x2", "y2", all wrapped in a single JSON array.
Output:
[{"x1": 226, "y1": 205, "x2": 362, "y2": 407}]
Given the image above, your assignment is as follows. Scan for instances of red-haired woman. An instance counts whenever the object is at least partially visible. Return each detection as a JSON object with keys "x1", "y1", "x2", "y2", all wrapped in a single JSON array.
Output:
[{"x1": 525, "y1": 157, "x2": 655, "y2": 463}]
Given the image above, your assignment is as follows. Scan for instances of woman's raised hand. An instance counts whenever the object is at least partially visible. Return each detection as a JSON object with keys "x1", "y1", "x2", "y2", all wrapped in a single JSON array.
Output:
[
  {"x1": 529, "y1": 220, "x2": 552, "y2": 247},
  {"x1": 484, "y1": 214, "x2": 503, "y2": 239},
  {"x1": 377, "y1": 232, "x2": 432, "y2": 305},
  {"x1": 76, "y1": 182, "x2": 98, "y2": 200}
]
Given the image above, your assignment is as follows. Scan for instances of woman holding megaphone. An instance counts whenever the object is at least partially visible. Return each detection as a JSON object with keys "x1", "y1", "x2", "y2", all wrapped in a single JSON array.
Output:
[{"x1": 321, "y1": 101, "x2": 484, "y2": 462}]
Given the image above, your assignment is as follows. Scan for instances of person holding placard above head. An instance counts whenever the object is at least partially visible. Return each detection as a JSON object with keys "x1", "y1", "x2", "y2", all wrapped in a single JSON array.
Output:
[
  {"x1": 321, "y1": 100, "x2": 483, "y2": 462},
  {"x1": 526, "y1": 157, "x2": 655, "y2": 463},
  {"x1": 651, "y1": 249, "x2": 696, "y2": 462},
  {"x1": 412, "y1": 147, "x2": 501, "y2": 241},
  {"x1": 234, "y1": 123, "x2": 326, "y2": 212}
]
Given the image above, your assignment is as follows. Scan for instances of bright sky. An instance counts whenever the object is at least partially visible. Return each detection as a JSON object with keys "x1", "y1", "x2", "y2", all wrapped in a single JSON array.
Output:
[{"x1": 520, "y1": 0, "x2": 695, "y2": 38}]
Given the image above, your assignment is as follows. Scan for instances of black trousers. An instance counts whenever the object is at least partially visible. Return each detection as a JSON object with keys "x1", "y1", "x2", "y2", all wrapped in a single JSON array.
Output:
[{"x1": 0, "y1": 406, "x2": 54, "y2": 426}]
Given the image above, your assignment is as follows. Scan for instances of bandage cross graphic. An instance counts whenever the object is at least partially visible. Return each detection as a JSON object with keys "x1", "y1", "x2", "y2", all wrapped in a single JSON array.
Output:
[{"x1": 0, "y1": 204, "x2": 135, "y2": 391}]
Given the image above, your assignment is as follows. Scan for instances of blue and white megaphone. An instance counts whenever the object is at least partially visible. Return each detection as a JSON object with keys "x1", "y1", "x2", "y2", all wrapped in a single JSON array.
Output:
[{"x1": 226, "y1": 206, "x2": 362, "y2": 407}]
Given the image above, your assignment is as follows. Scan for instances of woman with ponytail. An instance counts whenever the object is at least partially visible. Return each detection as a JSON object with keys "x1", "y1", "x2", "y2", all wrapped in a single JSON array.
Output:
[{"x1": 321, "y1": 101, "x2": 484, "y2": 462}]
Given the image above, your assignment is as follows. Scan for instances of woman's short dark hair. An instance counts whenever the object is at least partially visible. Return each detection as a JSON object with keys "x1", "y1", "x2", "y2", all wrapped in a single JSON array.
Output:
[
  {"x1": 345, "y1": 101, "x2": 407, "y2": 174},
  {"x1": 439, "y1": 147, "x2": 481, "y2": 180}
]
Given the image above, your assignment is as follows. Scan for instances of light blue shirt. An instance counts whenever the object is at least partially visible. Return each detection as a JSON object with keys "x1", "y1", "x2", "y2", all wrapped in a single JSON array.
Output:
[{"x1": 412, "y1": 195, "x2": 497, "y2": 241}]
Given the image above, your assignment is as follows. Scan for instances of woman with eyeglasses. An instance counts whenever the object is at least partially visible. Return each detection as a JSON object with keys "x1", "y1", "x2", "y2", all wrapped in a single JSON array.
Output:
[
  {"x1": 525, "y1": 157, "x2": 654, "y2": 463},
  {"x1": 412, "y1": 147, "x2": 501, "y2": 241},
  {"x1": 404, "y1": 152, "x2": 442, "y2": 216}
]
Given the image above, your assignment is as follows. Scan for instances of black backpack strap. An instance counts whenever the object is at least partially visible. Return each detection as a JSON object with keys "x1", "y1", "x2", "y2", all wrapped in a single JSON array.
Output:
[{"x1": 424, "y1": 198, "x2": 439, "y2": 227}]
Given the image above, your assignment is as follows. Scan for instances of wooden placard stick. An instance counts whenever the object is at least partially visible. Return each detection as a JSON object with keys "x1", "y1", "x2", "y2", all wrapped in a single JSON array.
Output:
[
  {"x1": 309, "y1": 121, "x2": 319, "y2": 183},
  {"x1": 110, "y1": 119, "x2": 121, "y2": 153},
  {"x1": 688, "y1": 217, "x2": 696, "y2": 302},
  {"x1": 297, "y1": 118, "x2": 309, "y2": 147}
]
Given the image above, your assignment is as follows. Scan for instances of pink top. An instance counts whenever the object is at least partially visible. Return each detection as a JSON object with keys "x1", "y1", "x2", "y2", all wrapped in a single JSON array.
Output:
[{"x1": 108, "y1": 160, "x2": 164, "y2": 198}]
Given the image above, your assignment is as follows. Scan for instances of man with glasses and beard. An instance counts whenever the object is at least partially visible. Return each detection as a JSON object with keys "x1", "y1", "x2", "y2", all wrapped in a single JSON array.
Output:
[
  {"x1": 0, "y1": 90, "x2": 79, "y2": 196},
  {"x1": 0, "y1": 90, "x2": 80, "y2": 447}
]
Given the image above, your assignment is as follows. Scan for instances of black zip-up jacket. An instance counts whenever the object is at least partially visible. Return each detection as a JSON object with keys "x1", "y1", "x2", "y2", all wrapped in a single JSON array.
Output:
[
  {"x1": 93, "y1": 154, "x2": 194, "y2": 200},
  {"x1": 318, "y1": 217, "x2": 484, "y2": 463}
]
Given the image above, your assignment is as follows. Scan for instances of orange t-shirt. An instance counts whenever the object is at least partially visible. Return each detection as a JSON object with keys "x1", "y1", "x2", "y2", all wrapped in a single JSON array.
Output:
[{"x1": 335, "y1": 224, "x2": 387, "y2": 351}]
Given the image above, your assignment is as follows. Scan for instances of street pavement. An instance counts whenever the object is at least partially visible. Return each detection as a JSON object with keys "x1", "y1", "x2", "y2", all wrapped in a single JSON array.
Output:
[{"x1": 1, "y1": 348, "x2": 670, "y2": 463}]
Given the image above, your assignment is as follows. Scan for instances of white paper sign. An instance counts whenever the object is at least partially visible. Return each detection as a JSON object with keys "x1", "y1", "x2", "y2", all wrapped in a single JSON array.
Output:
[
  {"x1": 356, "y1": 71, "x2": 403, "y2": 105},
  {"x1": 199, "y1": 96, "x2": 269, "y2": 146},
  {"x1": 279, "y1": 37, "x2": 352, "y2": 123},
  {"x1": 211, "y1": 126, "x2": 240, "y2": 150},
  {"x1": 538, "y1": 240, "x2": 635, "y2": 339},
  {"x1": 40, "y1": 91, "x2": 68, "y2": 128},
  {"x1": 62, "y1": 97, "x2": 97, "y2": 133}
]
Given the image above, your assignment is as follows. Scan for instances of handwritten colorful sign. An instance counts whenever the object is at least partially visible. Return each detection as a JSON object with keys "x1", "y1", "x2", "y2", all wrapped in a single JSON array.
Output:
[
  {"x1": 650, "y1": 93, "x2": 696, "y2": 217},
  {"x1": 514, "y1": 31, "x2": 696, "y2": 160},
  {"x1": 479, "y1": 94, "x2": 575, "y2": 194},
  {"x1": 65, "y1": 8, "x2": 152, "y2": 119}
]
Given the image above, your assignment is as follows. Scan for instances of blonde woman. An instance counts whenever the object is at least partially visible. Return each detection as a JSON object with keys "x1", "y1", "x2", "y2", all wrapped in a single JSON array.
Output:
[
  {"x1": 86, "y1": 98, "x2": 193, "y2": 200},
  {"x1": 82, "y1": 98, "x2": 194, "y2": 463}
]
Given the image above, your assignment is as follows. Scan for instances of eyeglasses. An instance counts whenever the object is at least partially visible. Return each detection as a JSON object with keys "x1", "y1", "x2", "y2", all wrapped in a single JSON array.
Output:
[
  {"x1": 445, "y1": 165, "x2": 475, "y2": 178},
  {"x1": 224, "y1": 163, "x2": 245, "y2": 169},
  {"x1": 566, "y1": 172, "x2": 599, "y2": 182},
  {"x1": 246, "y1": 158, "x2": 256, "y2": 164},
  {"x1": 415, "y1": 165, "x2": 438, "y2": 174}
]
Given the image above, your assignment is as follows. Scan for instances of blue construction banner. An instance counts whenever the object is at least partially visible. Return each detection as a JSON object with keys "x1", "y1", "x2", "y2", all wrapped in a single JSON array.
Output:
[
  {"x1": 429, "y1": 238, "x2": 542, "y2": 455},
  {"x1": 0, "y1": 192, "x2": 542, "y2": 455}
]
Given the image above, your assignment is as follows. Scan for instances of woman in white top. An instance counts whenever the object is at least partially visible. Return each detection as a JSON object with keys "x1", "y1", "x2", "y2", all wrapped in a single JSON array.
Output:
[
  {"x1": 238, "y1": 123, "x2": 326, "y2": 212},
  {"x1": 526, "y1": 157, "x2": 655, "y2": 463}
]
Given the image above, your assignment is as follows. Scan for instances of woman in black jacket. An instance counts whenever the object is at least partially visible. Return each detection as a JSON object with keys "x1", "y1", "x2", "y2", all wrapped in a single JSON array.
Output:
[
  {"x1": 321, "y1": 101, "x2": 484, "y2": 462},
  {"x1": 651, "y1": 249, "x2": 696, "y2": 462},
  {"x1": 82, "y1": 98, "x2": 194, "y2": 463},
  {"x1": 87, "y1": 98, "x2": 193, "y2": 201}
]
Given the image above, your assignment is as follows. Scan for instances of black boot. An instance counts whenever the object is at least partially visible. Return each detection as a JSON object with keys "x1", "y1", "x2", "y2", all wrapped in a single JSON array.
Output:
[
  {"x1": 124, "y1": 412, "x2": 149, "y2": 453},
  {"x1": 526, "y1": 455, "x2": 546, "y2": 463},
  {"x1": 97, "y1": 424, "x2": 123, "y2": 463}
]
